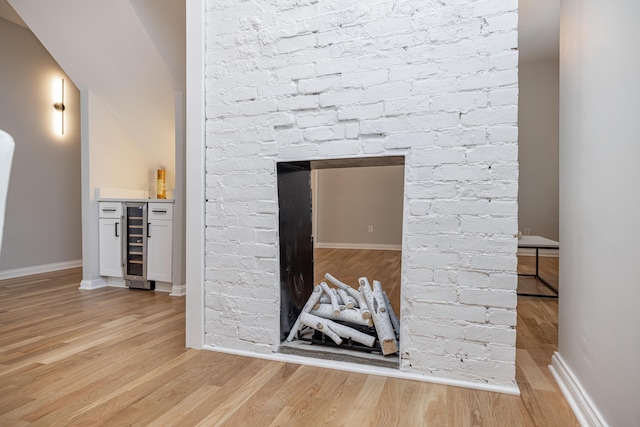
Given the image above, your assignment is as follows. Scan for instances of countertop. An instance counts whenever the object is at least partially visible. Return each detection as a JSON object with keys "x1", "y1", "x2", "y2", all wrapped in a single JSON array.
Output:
[
  {"x1": 98, "y1": 198, "x2": 174, "y2": 203},
  {"x1": 517, "y1": 235, "x2": 559, "y2": 249}
]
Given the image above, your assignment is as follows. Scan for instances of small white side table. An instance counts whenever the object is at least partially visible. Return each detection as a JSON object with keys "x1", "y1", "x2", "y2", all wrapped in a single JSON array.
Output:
[{"x1": 517, "y1": 235, "x2": 559, "y2": 298}]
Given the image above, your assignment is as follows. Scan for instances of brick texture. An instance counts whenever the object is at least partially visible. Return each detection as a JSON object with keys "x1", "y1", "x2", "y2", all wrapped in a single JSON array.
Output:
[{"x1": 204, "y1": 0, "x2": 519, "y2": 388}]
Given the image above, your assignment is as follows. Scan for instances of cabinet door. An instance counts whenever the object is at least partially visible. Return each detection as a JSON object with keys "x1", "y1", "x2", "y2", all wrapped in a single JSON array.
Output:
[
  {"x1": 99, "y1": 218, "x2": 123, "y2": 277},
  {"x1": 147, "y1": 219, "x2": 172, "y2": 282}
]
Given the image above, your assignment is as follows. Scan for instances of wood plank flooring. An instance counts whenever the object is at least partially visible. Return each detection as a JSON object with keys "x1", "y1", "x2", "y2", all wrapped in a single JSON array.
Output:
[
  {"x1": 314, "y1": 248, "x2": 402, "y2": 313},
  {"x1": 0, "y1": 253, "x2": 578, "y2": 426},
  {"x1": 517, "y1": 255, "x2": 559, "y2": 297}
]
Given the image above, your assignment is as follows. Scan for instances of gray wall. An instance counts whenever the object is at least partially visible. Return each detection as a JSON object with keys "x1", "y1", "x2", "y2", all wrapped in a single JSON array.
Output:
[
  {"x1": 315, "y1": 165, "x2": 404, "y2": 248},
  {"x1": 518, "y1": 58, "x2": 559, "y2": 240},
  {"x1": 559, "y1": 0, "x2": 640, "y2": 424},
  {"x1": 0, "y1": 18, "x2": 81, "y2": 271}
]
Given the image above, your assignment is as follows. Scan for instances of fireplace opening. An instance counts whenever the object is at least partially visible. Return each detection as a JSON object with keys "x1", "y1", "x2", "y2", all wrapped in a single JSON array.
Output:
[{"x1": 277, "y1": 156, "x2": 405, "y2": 366}]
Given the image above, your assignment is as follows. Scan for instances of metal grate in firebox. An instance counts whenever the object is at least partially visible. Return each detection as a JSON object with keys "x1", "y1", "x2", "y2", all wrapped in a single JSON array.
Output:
[{"x1": 279, "y1": 334, "x2": 399, "y2": 369}]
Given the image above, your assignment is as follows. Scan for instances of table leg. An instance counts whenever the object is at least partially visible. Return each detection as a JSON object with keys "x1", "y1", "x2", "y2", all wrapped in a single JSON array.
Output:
[{"x1": 518, "y1": 246, "x2": 559, "y2": 298}]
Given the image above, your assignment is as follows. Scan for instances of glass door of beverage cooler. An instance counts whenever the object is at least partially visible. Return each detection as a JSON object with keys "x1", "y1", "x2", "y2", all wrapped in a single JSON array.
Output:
[{"x1": 124, "y1": 203, "x2": 147, "y2": 280}]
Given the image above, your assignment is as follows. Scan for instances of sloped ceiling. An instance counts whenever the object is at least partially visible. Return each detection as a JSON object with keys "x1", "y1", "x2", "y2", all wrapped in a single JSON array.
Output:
[
  {"x1": 4, "y1": 0, "x2": 182, "y2": 169},
  {"x1": 130, "y1": 0, "x2": 186, "y2": 90},
  {"x1": 0, "y1": 0, "x2": 25, "y2": 28}
]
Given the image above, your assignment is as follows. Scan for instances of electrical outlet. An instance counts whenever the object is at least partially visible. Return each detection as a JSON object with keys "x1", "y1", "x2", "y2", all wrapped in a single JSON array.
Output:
[
  {"x1": 368, "y1": 225, "x2": 374, "y2": 233},
  {"x1": 524, "y1": 228, "x2": 531, "y2": 236}
]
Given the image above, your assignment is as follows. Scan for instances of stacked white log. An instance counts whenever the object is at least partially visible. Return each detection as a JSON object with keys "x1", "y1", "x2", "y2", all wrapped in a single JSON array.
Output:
[
  {"x1": 325, "y1": 273, "x2": 371, "y2": 319},
  {"x1": 310, "y1": 304, "x2": 373, "y2": 327},
  {"x1": 286, "y1": 273, "x2": 400, "y2": 356},
  {"x1": 299, "y1": 313, "x2": 376, "y2": 347},
  {"x1": 358, "y1": 278, "x2": 398, "y2": 356},
  {"x1": 383, "y1": 291, "x2": 400, "y2": 339},
  {"x1": 285, "y1": 284, "x2": 324, "y2": 343}
]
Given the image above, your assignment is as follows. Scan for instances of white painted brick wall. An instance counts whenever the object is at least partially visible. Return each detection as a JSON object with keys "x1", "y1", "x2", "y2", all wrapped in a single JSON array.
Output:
[{"x1": 204, "y1": 0, "x2": 519, "y2": 387}]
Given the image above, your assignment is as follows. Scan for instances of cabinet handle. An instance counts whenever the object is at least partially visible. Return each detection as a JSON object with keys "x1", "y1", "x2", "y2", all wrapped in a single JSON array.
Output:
[
  {"x1": 102, "y1": 208, "x2": 116, "y2": 212},
  {"x1": 115, "y1": 222, "x2": 119, "y2": 237},
  {"x1": 147, "y1": 222, "x2": 151, "y2": 237},
  {"x1": 152, "y1": 209, "x2": 167, "y2": 214}
]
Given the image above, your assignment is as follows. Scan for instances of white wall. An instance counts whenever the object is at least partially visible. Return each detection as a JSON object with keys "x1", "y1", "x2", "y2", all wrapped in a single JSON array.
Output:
[
  {"x1": 130, "y1": 0, "x2": 186, "y2": 91},
  {"x1": 315, "y1": 165, "x2": 404, "y2": 248},
  {"x1": 0, "y1": 18, "x2": 82, "y2": 271},
  {"x1": 558, "y1": 0, "x2": 640, "y2": 425},
  {"x1": 88, "y1": 95, "x2": 151, "y2": 192},
  {"x1": 518, "y1": 59, "x2": 559, "y2": 240}
]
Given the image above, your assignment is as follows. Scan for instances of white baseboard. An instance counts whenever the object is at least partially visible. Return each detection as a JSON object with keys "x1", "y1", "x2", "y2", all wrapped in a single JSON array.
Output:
[
  {"x1": 80, "y1": 276, "x2": 179, "y2": 294},
  {"x1": 202, "y1": 344, "x2": 520, "y2": 396},
  {"x1": 0, "y1": 259, "x2": 82, "y2": 280},
  {"x1": 79, "y1": 277, "x2": 107, "y2": 290},
  {"x1": 550, "y1": 352, "x2": 608, "y2": 427},
  {"x1": 154, "y1": 281, "x2": 173, "y2": 293},
  {"x1": 170, "y1": 283, "x2": 186, "y2": 297},
  {"x1": 314, "y1": 242, "x2": 402, "y2": 251},
  {"x1": 106, "y1": 277, "x2": 126, "y2": 288}
]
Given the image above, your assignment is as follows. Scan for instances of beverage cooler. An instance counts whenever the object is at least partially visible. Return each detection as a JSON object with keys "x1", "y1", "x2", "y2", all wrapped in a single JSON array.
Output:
[{"x1": 123, "y1": 202, "x2": 154, "y2": 290}]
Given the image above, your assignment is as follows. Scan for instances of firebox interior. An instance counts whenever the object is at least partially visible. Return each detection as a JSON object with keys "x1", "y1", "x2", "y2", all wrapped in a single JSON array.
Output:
[{"x1": 277, "y1": 156, "x2": 405, "y2": 365}]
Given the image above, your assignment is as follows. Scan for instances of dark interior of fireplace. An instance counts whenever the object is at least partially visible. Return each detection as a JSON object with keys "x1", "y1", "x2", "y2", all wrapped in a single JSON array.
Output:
[{"x1": 277, "y1": 161, "x2": 314, "y2": 342}]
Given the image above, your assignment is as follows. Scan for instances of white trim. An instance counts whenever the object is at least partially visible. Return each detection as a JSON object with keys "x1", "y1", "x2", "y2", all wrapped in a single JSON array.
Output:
[
  {"x1": 154, "y1": 281, "x2": 173, "y2": 293},
  {"x1": 172, "y1": 91, "x2": 186, "y2": 302},
  {"x1": 185, "y1": 0, "x2": 205, "y2": 350},
  {"x1": 106, "y1": 277, "x2": 126, "y2": 288},
  {"x1": 79, "y1": 277, "x2": 107, "y2": 290},
  {"x1": 311, "y1": 169, "x2": 318, "y2": 241},
  {"x1": 0, "y1": 260, "x2": 82, "y2": 280},
  {"x1": 203, "y1": 344, "x2": 520, "y2": 395},
  {"x1": 550, "y1": 352, "x2": 608, "y2": 427},
  {"x1": 170, "y1": 283, "x2": 186, "y2": 297},
  {"x1": 314, "y1": 242, "x2": 402, "y2": 251}
]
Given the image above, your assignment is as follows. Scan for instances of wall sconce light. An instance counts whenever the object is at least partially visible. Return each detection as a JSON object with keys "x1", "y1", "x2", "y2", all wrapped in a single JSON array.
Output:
[{"x1": 53, "y1": 78, "x2": 65, "y2": 135}]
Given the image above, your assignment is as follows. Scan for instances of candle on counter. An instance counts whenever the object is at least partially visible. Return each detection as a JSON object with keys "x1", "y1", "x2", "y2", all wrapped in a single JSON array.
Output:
[{"x1": 156, "y1": 169, "x2": 166, "y2": 199}]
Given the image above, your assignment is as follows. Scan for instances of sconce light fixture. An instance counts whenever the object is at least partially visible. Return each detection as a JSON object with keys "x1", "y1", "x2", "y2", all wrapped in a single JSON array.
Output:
[{"x1": 53, "y1": 78, "x2": 65, "y2": 135}]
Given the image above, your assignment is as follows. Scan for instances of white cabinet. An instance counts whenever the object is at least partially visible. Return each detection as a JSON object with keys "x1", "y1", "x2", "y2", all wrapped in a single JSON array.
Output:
[
  {"x1": 99, "y1": 200, "x2": 173, "y2": 286},
  {"x1": 99, "y1": 202, "x2": 123, "y2": 277},
  {"x1": 147, "y1": 203, "x2": 173, "y2": 283}
]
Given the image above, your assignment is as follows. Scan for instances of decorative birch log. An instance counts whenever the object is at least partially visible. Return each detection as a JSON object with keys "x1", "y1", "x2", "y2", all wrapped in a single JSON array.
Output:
[
  {"x1": 310, "y1": 304, "x2": 374, "y2": 327},
  {"x1": 355, "y1": 294, "x2": 371, "y2": 319},
  {"x1": 300, "y1": 313, "x2": 376, "y2": 347},
  {"x1": 285, "y1": 284, "x2": 324, "y2": 342},
  {"x1": 332, "y1": 289, "x2": 344, "y2": 305},
  {"x1": 299, "y1": 312, "x2": 342, "y2": 345},
  {"x1": 319, "y1": 282, "x2": 341, "y2": 315},
  {"x1": 324, "y1": 272, "x2": 349, "y2": 289},
  {"x1": 359, "y1": 277, "x2": 398, "y2": 355},
  {"x1": 325, "y1": 273, "x2": 371, "y2": 319},
  {"x1": 286, "y1": 274, "x2": 399, "y2": 356},
  {"x1": 383, "y1": 291, "x2": 400, "y2": 335},
  {"x1": 372, "y1": 280, "x2": 387, "y2": 313},
  {"x1": 336, "y1": 288, "x2": 354, "y2": 309},
  {"x1": 322, "y1": 290, "x2": 343, "y2": 306},
  {"x1": 330, "y1": 289, "x2": 346, "y2": 311}
]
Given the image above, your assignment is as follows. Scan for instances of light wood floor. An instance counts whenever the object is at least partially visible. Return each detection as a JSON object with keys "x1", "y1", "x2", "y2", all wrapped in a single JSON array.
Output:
[
  {"x1": 517, "y1": 255, "x2": 559, "y2": 297},
  {"x1": 0, "y1": 253, "x2": 577, "y2": 426},
  {"x1": 314, "y1": 248, "x2": 402, "y2": 314}
]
